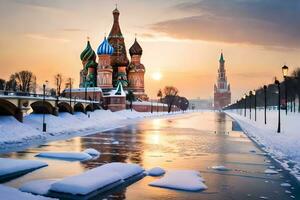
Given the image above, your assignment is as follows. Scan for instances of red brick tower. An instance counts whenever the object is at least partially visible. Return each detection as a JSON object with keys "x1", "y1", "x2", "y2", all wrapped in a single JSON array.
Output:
[
  {"x1": 107, "y1": 7, "x2": 129, "y2": 87},
  {"x1": 128, "y1": 38, "x2": 148, "y2": 100},
  {"x1": 214, "y1": 53, "x2": 231, "y2": 109}
]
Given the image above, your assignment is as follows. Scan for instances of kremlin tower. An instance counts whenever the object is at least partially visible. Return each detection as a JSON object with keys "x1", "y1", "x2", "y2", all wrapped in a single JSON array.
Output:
[{"x1": 214, "y1": 53, "x2": 231, "y2": 109}]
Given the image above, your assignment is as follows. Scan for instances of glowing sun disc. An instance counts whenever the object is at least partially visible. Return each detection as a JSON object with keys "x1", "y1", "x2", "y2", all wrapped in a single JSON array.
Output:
[{"x1": 152, "y1": 72, "x2": 162, "y2": 80}]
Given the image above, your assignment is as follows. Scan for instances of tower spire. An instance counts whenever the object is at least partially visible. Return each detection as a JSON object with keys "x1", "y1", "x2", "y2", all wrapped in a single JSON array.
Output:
[{"x1": 219, "y1": 51, "x2": 224, "y2": 63}]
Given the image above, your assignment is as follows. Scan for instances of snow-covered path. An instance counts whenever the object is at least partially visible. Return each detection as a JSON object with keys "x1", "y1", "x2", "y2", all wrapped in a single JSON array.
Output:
[
  {"x1": 226, "y1": 109, "x2": 300, "y2": 182},
  {"x1": 0, "y1": 110, "x2": 184, "y2": 152}
]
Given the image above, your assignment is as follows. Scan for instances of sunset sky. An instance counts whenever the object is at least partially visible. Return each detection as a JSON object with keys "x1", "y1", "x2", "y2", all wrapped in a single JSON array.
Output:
[{"x1": 0, "y1": 0, "x2": 299, "y2": 100}]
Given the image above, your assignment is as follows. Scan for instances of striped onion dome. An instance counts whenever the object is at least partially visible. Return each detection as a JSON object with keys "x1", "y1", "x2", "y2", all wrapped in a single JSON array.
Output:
[
  {"x1": 97, "y1": 37, "x2": 114, "y2": 55},
  {"x1": 80, "y1": 40, "x2": 96, "y2": 62}
]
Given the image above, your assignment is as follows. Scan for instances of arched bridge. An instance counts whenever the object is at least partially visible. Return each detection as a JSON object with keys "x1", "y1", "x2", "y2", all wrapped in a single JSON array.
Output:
[{"x1": 0, "y1": 91, "x2": 101, "y2": 122}]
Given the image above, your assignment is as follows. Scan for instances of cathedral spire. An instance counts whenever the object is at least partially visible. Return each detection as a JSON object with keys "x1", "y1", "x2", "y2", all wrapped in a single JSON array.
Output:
[{"x1": 109, "y1": 5, "x2": 122, "y2": 38}]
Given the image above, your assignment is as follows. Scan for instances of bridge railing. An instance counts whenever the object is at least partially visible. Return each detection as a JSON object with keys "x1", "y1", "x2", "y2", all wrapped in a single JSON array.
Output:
[{"x1": 0, "y1": 90, "x2": 99, "y2": 104}]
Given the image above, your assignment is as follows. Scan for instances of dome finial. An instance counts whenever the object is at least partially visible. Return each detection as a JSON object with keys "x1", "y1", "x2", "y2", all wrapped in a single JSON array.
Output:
[{"x1": 87, "y1": 36, "x2": 90, "y2": 41}]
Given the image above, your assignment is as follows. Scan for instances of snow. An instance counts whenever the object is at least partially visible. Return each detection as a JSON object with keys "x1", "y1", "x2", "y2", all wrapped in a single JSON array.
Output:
[
  {"x1": 0, "y1": 185, "x2": 55, "y2": 200},
  {"x1": 0, "y1": 109, "x2": 183, "y2": 151},
  {"x1": 0, "y1": 158, "x2": 47, "y2": 178},
  {"x1": 83, "y1": 148, "x2": 101, "y2": 156},
  {"x1": 149, "y1": 170, "x2": 207, "y2": 191},
  {"x1": 50, "y1": 162, "x2": 144, "y2": 195},
  {"x1": 264, "y1": 169, "x2": 279, "y2": 174},
  {"x1": 226, "y1": 110, "x2": 300, "y2": 182},
  {"x1": 20, "y1": 179, "x2": 57, "y2": 195},
  {"x1": 36, "y1": 152, "x2": 92, "y2": 161},
  {"x1": 147, "y1": 167, "x2": 165, "y2": 176},
  {"x1": 211, "y1": 165, "x2": 230, "y2": 171}
]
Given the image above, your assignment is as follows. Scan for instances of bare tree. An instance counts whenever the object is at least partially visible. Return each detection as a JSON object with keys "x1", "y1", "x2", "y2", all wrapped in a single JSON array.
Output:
[
  {"x1": 163, "y1": 86, "x2": 179, "y2": 113},
  {"x1": 157, "y1": 89, "x2": 163, "y2": 102},
  {"x1": 54, "y1": 74, "x2": 63, "y2": 96},
  {"x1": 10, "y1": 70, "x2": 36, "y2": 93},
  {"x1": 0, "y1": 79, "x2": 5, "y2": 90}
]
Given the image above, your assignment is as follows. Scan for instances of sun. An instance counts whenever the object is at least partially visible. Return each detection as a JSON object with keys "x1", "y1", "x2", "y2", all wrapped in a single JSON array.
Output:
[{"x1": 151, "y1": 72, "x2": 162, "y2": 81}]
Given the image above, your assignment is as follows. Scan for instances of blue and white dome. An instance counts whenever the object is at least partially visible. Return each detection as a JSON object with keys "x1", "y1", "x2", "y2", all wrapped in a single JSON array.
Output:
[{"x1": 97, "y1": 37, "x2": 114, "y2": 55}]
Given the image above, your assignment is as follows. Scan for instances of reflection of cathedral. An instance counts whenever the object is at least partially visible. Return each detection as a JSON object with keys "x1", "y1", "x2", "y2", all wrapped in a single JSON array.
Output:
[
  {"x1": 214, "y1": 53, "x2": 231, "y2": 109},
  {"x1": 79, "y1": 7, "x2": 147, "y2": 100}
]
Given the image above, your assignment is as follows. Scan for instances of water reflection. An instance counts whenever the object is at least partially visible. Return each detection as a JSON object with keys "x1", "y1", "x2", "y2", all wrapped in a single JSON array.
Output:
[{"x1": 1, "y1": 112, "x2": 299, "y2": 200}]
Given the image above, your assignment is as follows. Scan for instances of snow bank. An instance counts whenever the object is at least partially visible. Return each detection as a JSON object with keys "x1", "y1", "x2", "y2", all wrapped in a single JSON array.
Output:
[
  {"x1": 226, "y1": 110, "x2": 300, "y2": 182},
  {"x1": 36, "y1": 152, "x2": 92, "y2": 161},
  {"x1": 0, "y1": 158, "x2": 47, "y2": 181},
  {"x1": 83, "y1": 148, "x2": 100, "y2": 156},
  {"x1": 0, "y1": 116, "x2": 43, "y2": 146},
  {"x1": 147, "y1": 167, "x2": 165, "y2": 176},
  {"x1": 20, "y1": 179, "x2": 57, "y2": 195},
  {"x1": 50, "y1": 162, "x2": 144, "y2": 195},
  {"x1": 149, "y1": 170, "x2": 207, "y2": 191},
  {"x1": 0, "y1": 185, "x2": 55, "y2": 200}
]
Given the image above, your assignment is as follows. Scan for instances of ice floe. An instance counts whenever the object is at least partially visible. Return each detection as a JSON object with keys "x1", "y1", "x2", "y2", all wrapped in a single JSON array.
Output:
[
  {"x1": 264, "y1": 169, "x2": 279, "y2": 174},
  {"x1": 280, "y1": 182, "x2": 291, "y2": 187},
  {"x1": 211, "y1": 165, "x2": 230, "y2": 171},
  {"x1": 149, "y1": 170, "x2": 207, "y2": 191},
  {"x1": 0, "y1": 185, "x2": 55, "y2": 200},
  {"x1": 20, "y1": 179, "x2": 57, "y2": 195},
  {"x1": 147, "y1": 167, "x2": 165, "y2": 176},
  {"x1": 36, "y1": 152, "x2": 92, "y2": 161},
  {"x1": 83, "y1": 148, "x2": 101, "y2": 156},
  {"x1": 0, "y1": 158, "x2": 47, "y2": 181},
  {"x1": 49, "y1": 162, "x2": 144, "y2": 195}
]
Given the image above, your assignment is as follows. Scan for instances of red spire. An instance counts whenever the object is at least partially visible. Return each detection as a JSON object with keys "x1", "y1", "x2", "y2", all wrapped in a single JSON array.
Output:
[{"x1": 109, "y1": 6, "x2": 123, "y2": 38}]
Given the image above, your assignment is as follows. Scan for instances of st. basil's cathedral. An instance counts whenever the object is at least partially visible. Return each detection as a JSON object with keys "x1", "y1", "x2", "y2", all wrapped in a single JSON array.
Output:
[{"x1": 79, "y1": 7, "x2": 147, "y2": 100}]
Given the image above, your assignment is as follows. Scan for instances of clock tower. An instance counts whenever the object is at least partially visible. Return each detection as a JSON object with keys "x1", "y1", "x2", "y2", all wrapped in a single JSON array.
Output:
[{"x1": 108, "y1": 7, "x2": 129, "y2": 87}]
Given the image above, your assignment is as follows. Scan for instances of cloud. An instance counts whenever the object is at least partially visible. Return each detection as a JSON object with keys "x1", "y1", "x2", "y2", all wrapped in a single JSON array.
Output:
[
  {"x1": 151, "y1": 0, "x2": 300, "y2": 49},
  {"x1": 25, "y1": 34, "x2": 70, "y2": 43},
  {"x1": 61, "y1": 28, "x2": 86, "y2": 32}
]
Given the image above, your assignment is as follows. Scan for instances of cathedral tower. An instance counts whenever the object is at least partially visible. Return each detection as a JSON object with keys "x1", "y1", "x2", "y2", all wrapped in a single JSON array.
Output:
[
  {"x1": 97, "y1": 37, "x2": 114, "y2": 89},
  {"x1": 108, "y1": 7, "x2": 129, "y2": 87},
  {"x1": 128, "y1": 38, "x2": 147, "y2": 100},
  {"x1": 214, "y1": 52, "x2": 231, "y2": 109},
  {"x1": 79, "y1": 39, "x2": 97, "y2": 87}
]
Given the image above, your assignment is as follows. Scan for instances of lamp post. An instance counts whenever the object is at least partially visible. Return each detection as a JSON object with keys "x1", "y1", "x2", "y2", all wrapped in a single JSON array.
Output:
[
  {"x1": 282, "y1": 65, "x2": 289, "y2": 115},
  {"x1": 243, "y1": 94, "x2": 247, "y2": 117},
  {"x1": 275, "y1": 79, "x2": 281, "y2": 133},
  {"x1": 253, "y1": 90, "x2": 257, "y2": 121},
  {"x1": 42, "y1": 80, "x2": 48, "y2": 132},
  {"x1": 263, "y1": 85, "x2": 267, "y2": 124},
  {"x1": 69, "y1": 78, "x2": 72, "y2": 107},
  {"x1": 249, "y1": 91, "x2": 252, "y2": 120}
]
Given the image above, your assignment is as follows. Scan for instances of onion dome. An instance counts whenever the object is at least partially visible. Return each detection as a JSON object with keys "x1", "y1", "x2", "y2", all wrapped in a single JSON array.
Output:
[
  {"x1": 97, "y1": 37, "x2": 114, "y2": 55},
  {"x1": 80, "y1": 40, "x2": 96, "y2": 62},
  {"x1": 129, "y1": 38, "x2": 143, "y2": 56}
]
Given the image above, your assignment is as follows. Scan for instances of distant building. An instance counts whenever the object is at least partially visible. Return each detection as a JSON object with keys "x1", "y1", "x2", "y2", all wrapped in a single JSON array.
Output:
[
  {"x1": 188, "y1": 98, "x2": 213, "y2": 110},
  {"x1": 214, "y1": 53, "x2": 231, "y2": 109}
]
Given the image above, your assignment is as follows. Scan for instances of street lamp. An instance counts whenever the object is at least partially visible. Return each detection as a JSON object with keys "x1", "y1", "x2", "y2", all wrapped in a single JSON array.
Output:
[
  {"x1": 282, "y1": 65, "x2": 289, "y2": 115},
  {"x1": 42, "y1": 80, "x2": 49, "y2": 132},
  {"x1": 253, "y1": 90, "x2": 257, "y2": 121},
  {"x1": 249, "y1": 91, "x2": 252, "y2": 120},
  {"x1": 243, "y1": 94, "x2": 247, "y2": 117},
  {"x1": 275, "y1": 79, "x2": 281, "y2": 133},
  {"x1": 263, "y1": 85, "x2": 267, "y2": 124}
]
